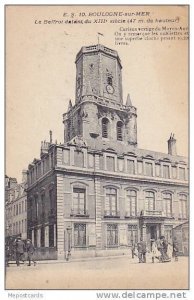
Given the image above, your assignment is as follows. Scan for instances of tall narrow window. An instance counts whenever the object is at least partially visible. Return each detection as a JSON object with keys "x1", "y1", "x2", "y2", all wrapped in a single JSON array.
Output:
[
  {"x1": 41, "y1": 193, "x2": 45, "y2": 218},
  {"x1": 107, "y1": 224, "x2": 118, "y2": 247},
  {"x1": 163, "y1": 165, "x2": 170, "y2": 179},
  {"x1": 127, "y1": 225, "x2": 138, "y2": 245},
  {"x1": 145, "y1": 162, "x2": 153, "y2": 176},
  {"x1": 74, "y1": 224, "x2": 86, "y2": 247},
  {"x1": 126, "y1": 190, "x2": 137, "y2": 216},
  {"x1": 105, "y1": 188, "x2": 118, "y2": 216},
  {"x1": 179, "y1": 194, "x2": 187, "y2": 219},
  {"x1": 41, "y1": 226, "x2": 45, "y2": 247},
  {"x1": 73, "y1": 188, "x2": 86, "y2": 215},
  {"x1": 49, "y1": 224, "x2": 54, "y2": 247},
  {"x1": 163, "y1": 193, "x2": 172, "y2": 217},
  {"x1": 117, "y1": 121, "x2": 123, "y2": 141},
  {"x1": 49, "y1": 189, "x2": 55, "y2": 213},
  {"x1": 127, "y1": 160, "x2": 135, "y2": 174},
  {"x1": 102, "y1": 118, "x2": 109, "y2": 138},
  {"x1": 179, "y1": 167, "x2": 186, "y2": 180},
  {"x1": 145, "y1": 191, "x2": 155, "y2": 211}
]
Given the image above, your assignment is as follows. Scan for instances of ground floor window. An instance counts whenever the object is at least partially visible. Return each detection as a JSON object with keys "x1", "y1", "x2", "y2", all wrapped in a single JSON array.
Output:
[
  {"x1": 127, "y1": 225, "x2": 138, "y2": 245},
  {"x1": 34, "y1": 228, "x2": 37, "y2": 248},
  {"x1": 49, "y1": 224, "x2": 54, "y2": 247},
  {"x1": 74, "y1": 224, "x2": 86, "y2": 247},
  {"x1": 41, "y1": 226, "x2": 45, "y2": 247},
  {"x1": 107, "y1": 224, "x2": 118, "y2": 247}
]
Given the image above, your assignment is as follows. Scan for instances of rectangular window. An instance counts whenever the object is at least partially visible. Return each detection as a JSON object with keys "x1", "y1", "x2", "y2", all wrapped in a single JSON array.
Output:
[
  {"x1": 137, "y1": 161, "x2": 143, "y2": 174},
  {"x1": 179, "y1": 167, "x2": 185, "y2": 180},
  {"x1": 145, "y1": 191, "x2": 155, "y2": 211},
  {"x1": 49, "y1": 224, "x2": 54, "y2": 247},
  {"x1": 74, "y1": 151, "x2": 84, "y2": 168},
  {"x1": 145, "y1": 162, "x2": 153, "y2": 176},
  {"x1": 155, "y1": 164, "x2": 160, "y2": 177},
  {"x1": 127, "y1": 225, "x2": 138, "y2": 245},
  {"x1": 74, "y1": 224, "x2": 86, "y2": 247},
  {"x1": 127, "y1": 160, "x2": 135, "y2": 174},
  {"x1": 107, "y1": 156, "x2": 115, "y2": 172},
  {"x1": 16, "y1": 204, "x2": 18, "y2": 215},
  {"x1": 172, "y1": 166, "x2": 177, "y2": 179},
  {"x1": 19, "y1": 203, "x2": 21, "y2": 214},
  {"x1": 179, "y1": 194, "x2": 187, "y2": 219},
  {"x1": 41, "y1": 227, "x2": 45, "y2": 247},
  {"x1": 105, "y1": 188, "x2": 118, "y2": 216},
  {"x1": 34, "y1": 229, "x2": 37, "y2": 248},
  {"x1": 107, "y1": 224, "x2": 118, "y2": 247},
  {"x1": 73, "y1": 188, "x2": 86, "y2": 215},
  {"x1": 126, "y1": 190, "x2": 137, "y2": 216},
  {"x1": 163, "y1": 165, "x2": 170, "y2": 179},
  {"x1": 163, "y1": 193, "x2": 172, "y2": 217},
  {"x1": 49, "y1": 189, "x2": 55, "y2": 212}
]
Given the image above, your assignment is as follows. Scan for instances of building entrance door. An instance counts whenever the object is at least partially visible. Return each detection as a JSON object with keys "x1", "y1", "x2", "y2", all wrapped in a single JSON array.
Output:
[{"x1": 146, "y1": 224, "x2": 158, "y2": 249}]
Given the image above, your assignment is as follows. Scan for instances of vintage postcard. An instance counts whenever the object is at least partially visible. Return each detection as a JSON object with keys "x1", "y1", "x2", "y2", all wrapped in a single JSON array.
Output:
[{"x1": 5, "y1": 5, "x2": 189, "y2": 291}]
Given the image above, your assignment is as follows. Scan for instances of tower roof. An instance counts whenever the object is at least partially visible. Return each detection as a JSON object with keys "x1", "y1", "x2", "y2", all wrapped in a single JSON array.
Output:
[{"x1": 75, "y1": 44, "x2": 122, "y2": 67}]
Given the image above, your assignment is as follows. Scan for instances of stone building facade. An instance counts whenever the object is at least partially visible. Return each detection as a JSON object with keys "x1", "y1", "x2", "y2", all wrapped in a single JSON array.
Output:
[
  {"x1": 5, "y1": 171, "x2": 28, "y2": 241},
  {"x1": 27, "y1": 44, "x2": 189, "y2": 260}
]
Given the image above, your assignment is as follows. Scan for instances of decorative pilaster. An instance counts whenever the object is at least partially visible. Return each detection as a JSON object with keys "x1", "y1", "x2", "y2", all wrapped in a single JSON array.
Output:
[{"x1": 56, "y1": 174, "x2": 65, "y2": 259}]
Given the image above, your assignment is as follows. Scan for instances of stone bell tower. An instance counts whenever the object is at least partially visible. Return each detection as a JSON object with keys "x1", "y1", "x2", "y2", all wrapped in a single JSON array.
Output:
[{"x1": 63, "y1": 44, "x2": 137, "y2": 147}]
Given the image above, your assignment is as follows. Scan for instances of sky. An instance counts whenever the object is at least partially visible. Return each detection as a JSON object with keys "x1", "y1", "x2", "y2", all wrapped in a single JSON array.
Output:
[{"x1": 5, "y1": 5, "x2": 188, "y2": 182}]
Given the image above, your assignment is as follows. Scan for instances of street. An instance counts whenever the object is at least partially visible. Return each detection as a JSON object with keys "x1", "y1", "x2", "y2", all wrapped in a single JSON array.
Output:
[{"x1": 5, "y1": 256, "x2": 189, "y2": 290}]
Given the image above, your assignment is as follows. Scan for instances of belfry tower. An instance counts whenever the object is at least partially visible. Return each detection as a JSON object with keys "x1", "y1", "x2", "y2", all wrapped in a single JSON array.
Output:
[{"x1": 63, "y1": 44, "x2": 137, "y2": 147}]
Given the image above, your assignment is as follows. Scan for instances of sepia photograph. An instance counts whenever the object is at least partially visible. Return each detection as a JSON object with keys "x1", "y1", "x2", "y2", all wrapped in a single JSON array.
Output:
[{"x1": 5, "y1": 5, "x2": 189, "y2": 291}]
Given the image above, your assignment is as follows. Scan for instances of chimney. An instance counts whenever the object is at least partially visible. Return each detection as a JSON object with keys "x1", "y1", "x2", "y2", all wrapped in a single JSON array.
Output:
[
  {"x1": 49, "y1": 130, "x2": 52, "y2": 144},
  {"x1": 22, "y1": 169, "x2": 27, "y2": 183},
  {"x1": 168, "y1": 133, "x2": 177, "y2": 156}
]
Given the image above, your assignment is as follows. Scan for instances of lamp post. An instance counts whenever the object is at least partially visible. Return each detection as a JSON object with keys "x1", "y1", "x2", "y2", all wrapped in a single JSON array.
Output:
[{"x1": 66, "y1": 226, "x2": 72, "y2": 261}]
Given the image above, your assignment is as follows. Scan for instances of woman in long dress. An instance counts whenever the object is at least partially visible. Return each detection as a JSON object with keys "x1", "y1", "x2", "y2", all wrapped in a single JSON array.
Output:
[{"x1": 151, "y1": 239, "x2": 160, "y2": 263}]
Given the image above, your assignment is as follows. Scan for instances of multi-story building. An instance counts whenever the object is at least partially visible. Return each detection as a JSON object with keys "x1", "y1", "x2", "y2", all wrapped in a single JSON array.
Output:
[
  {"x1": 27, "y1": 44, "x2": 189, "y2": 260},
  {"x1": 5, "y1": 171, "x2": 28, "y2": 241}
]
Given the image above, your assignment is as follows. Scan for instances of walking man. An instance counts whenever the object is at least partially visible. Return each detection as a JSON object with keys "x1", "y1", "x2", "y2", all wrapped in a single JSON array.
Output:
[
  {"x1": 15, "y1": 237, "x2": 25, "y2": 266},
  {"x1": 26, "y1": 239, "x2": 36, "y2": 266},
  {"x1": 173, "y1": 237, "x2": 179, "y2": 262},
  {"x1": 137, "y1": 238, "x2": 147, "y2": 263}
]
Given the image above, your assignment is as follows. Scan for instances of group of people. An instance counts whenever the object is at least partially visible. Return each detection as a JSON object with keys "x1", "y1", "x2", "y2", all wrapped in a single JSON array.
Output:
[
  {"x1": 5, "y1": 237, "x2": 36, "y2": 267},
  {"x1": 131, "y1": 236, "x2": 179, "y2": 263}
]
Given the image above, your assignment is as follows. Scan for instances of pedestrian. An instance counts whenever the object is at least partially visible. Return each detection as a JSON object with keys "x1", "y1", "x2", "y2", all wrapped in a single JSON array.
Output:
[
  {"x1": 26, "y1": 239, "x2": 36, "y2": 266},
  {"x1": 163, "y1": 237, "x2": 170, "y2": 261},
  {"x1": 5, "y1": 242, "x2": 10, "y2": 267},
  {"x1": 131, "y1": 239, "x2": 136, "y2": 259},
  {"x1": 137, "y1": 238, "x2": 147, "y2": 263},
  {"x1": 151, "y1": 239, "x2": 160, "y2": 263},
  {"x1": 173, "y1": 237, "x2": 179, "y2": 262},
  {"x1": 15, "y1": 237, "x2": 25, "y2": 266}
]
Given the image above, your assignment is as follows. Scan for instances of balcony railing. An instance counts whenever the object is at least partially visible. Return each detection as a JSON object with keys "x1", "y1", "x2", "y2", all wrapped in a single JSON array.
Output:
[
  {"x1": 104, "y1": 210, "x2": 120, "y2": 218},
  {"x1": 141, "y1": 210, "x2": 163, "y2": 217},
  {"x1": 70, "y1": 209, "x2": 89, "y2": 217}
]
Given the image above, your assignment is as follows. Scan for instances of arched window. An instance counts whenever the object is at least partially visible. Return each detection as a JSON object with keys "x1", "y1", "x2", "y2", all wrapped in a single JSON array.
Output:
[
  {"x1": 126, "y1": 190, "x2": 137, "y2": 216},
  {"x1": 145, "y1": 191, "x2": 155, "y2": 211},
  {"x1": 162, "y1": 192, "x2": 172, "y2": 217},
  {"x1": 117, "y1": 121, "x2": 123, "y2": 141},
  {"x1": 179, "y1": 194, "x2": 187, "y2": 219},
  {"x1": 102, "y1": 118, "x2": 109, "y2": 138}
]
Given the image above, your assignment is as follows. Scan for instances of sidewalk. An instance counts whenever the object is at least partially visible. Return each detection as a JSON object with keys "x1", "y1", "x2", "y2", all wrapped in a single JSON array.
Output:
[{"x1": 7, "y1": 253, "x2": 133, "y2": 266}]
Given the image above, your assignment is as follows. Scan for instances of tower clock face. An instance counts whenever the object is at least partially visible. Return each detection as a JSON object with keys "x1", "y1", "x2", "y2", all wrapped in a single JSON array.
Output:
[{"x1": 106, "y1": 84, "x2": 114, "y2": 94}]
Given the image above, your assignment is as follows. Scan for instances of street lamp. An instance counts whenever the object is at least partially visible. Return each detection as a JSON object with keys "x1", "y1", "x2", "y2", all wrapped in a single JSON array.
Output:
[{"x1": 66, "y1": 226, "x2": 72, "y2": 261}]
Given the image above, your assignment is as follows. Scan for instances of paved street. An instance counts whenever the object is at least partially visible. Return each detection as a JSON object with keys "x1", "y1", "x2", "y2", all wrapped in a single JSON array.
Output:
[{"x1": 5, "y1": 256, "x2": 189, "y2": 290}]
